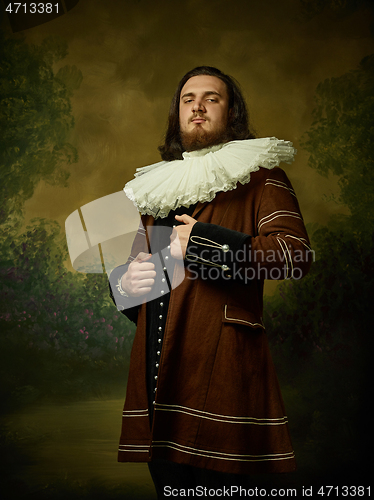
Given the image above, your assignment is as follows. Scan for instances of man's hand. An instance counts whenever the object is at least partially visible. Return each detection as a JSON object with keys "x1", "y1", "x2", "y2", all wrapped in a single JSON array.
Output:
[
  {"x1": 170, "y1": 214, "x2": 197, "y2": 260},
  {"x1": 121, "y1": 252, "x2": 156, "y2": 297}
]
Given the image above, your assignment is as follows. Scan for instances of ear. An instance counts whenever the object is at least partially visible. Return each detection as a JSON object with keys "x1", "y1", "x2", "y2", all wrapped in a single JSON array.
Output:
[{"x1": 228, "y1": 107, "x2": 234, "y2": 122}]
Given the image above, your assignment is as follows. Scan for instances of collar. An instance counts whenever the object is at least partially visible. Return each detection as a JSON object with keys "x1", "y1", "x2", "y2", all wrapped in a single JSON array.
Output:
[{"x1": 124, "y1": 137, "x2": 296, "y2": 219}]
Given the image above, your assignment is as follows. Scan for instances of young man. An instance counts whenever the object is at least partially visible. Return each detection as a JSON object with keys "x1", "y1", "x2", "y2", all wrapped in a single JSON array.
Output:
[{"x1": 109, "y1": 67, "x2": 312, "y2": 497}]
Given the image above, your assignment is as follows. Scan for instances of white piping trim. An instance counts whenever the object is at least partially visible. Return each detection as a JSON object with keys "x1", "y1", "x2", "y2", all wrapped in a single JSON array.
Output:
[
  {"x1": 258, "y1": 212, "x2": 302, "y2": 232},
  {"x1": 123, "y1": 409, "x2": 149, "y2": 417},
  {"x1": 123, "y1": 409, "x2": 149, "y2": 412},
  {"x1": 276, "y1": 237, "x2": 289, "y2": 278},
  {"x1": 119, "y1": 444, "x2": 149, "y2": 448},
  {"x1": 224, "y1": 305, "x2": 264, "y2": 329},
  {"x1": 152, "y1": 440, "x2": 295, "y2": 463},
  {"x1": 190, "y1": 236, "x2": 223, "y2": 249},
  {"x1": 154, "y1": 402, "x2": 287, "y2": 425},
  {"x1": 284, "y1": 238, "x2": 294, "y2": 278},
  {"x1": 276, "y1": 236, "x2": 293, "y2": 279},
  {"x1": 258, "y1": 209, "x2": 301, "y2": 227},
  {"x1": 265, "y1": 179, "x2": 296, "y2": 197},
  {"x1": 118, "y1": 448, "x2": 149, "y2": 453},
  {"x1": 285, "y1": 234, "x2": 312, "y2": 251}
]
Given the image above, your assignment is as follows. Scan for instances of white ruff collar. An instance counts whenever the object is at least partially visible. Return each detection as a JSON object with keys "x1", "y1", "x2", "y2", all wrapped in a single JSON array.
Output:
[{"x1": 124, "y1": 137, "x2": 296, "y2": 219}]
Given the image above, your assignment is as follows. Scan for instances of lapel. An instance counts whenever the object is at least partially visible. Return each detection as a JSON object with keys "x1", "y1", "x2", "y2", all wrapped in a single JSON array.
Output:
[
  {"x1": 191, "y1": 188, "x2": 237, "y2": 226},
  {"x1": 192, "y1": 201, "x2": 208, "y2": 220}
]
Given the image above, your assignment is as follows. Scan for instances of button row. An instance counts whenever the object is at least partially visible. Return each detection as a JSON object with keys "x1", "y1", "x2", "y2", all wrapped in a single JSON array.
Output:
[{"x1": 153, "y1": 242, "x2": 173, "y2": 405}]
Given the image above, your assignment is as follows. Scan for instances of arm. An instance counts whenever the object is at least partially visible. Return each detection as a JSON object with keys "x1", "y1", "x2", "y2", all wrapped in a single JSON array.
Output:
[
  {"x1": 183, "y1": 169, "x2": 313, "y2": 282},
  {"x1": 108, "y1": 219, "x2": 155, "y2": 322}
]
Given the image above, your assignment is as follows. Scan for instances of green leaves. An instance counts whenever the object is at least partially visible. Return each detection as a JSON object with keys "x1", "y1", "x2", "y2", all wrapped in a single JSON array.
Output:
[
  {"x1": 302, "y1": 55, "x2": 374, "y2": 234},
  {"x1": 0, "y1": 32, "x2": 82, "y2": 224},
  {"x1": 0, "y1": 218, "x2": 135, "y2": 409}
]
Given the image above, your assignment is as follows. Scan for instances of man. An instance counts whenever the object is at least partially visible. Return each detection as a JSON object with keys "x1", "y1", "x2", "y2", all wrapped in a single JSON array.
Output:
[{"x1": 109, "y1": 67, "x2": 312, "y2": 497}]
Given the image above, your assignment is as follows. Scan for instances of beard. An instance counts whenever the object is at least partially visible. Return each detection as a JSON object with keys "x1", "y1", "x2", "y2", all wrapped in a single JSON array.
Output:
[{"x1": 180, "y1": 121, "x2": 231, "y2": 152}]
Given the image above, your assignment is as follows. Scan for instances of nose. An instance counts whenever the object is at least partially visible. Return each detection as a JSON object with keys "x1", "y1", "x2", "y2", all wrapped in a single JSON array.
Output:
[{"x1": 192, "y1": 99, "x2": 206, "y2": 113}]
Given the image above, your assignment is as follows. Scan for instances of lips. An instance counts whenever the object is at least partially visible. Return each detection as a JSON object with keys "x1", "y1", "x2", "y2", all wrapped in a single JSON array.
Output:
[{"x1": 191, "y1": 114, "x2": 207, "y2": 124}]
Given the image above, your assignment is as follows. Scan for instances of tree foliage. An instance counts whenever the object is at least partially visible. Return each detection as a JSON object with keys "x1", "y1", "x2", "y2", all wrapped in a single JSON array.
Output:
[
  {"x1": 0, "y1": 33, "x2": 134, "y2": 410},
  {"x1": 266, "y1": 54, "x2": 374, "y2": 357},
  {"x1": 300, "y1": 0, "x2": 374, "y2": 21},
  {"x1": 302, "y1": 55, "x2": 374, "y2": 233},
  {"x1": 0, "y1": 218, "x2": 135, "y2": 410},
  {"x1": 0, "y1": 31, "x2": 82, "y2": 224}
]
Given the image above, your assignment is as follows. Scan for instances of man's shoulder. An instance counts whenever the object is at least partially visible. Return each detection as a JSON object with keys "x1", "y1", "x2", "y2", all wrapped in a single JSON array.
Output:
[
  {"x1": 246, "y1": 166, "x2": 289, "y2": 188},
  {"x1": 231, "y1": 167, "x2": 292, "y2": 204},
  {"x1": 253, "y1": 165, "x2": 286, "y2": 179}
]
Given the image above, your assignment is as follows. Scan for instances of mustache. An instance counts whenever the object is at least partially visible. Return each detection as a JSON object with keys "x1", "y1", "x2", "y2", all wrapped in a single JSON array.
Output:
[{"x1": 189, "y1": 113, "x2": 208, "y2": 122}]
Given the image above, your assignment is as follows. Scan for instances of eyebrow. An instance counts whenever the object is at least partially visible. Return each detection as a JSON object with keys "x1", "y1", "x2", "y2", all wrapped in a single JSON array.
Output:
[{"x1": 180, "y1": 90, "x2": 222, "y2": 100}]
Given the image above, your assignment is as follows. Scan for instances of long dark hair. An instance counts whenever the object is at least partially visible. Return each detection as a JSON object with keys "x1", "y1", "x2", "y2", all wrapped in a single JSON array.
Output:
[{"x1": 158, "y1": 66, "x2": 256, "y2": 161}]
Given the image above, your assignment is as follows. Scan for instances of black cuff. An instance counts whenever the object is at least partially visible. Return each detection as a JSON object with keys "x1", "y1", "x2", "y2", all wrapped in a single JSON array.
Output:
[{"x1": 185, "y1": 222, "x2": 250, "y2": 278}]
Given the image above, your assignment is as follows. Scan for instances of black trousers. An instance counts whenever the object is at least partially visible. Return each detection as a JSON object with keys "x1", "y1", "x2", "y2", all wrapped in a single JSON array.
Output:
[{"x1": 148, "y1": 459, "x2": 252, "y2": 499}]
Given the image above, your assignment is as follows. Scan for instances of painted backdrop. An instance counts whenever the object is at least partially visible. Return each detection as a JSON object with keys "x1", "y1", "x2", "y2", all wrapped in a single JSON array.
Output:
[{"x1": 1, "y1": 0, "x2": 373, "y2": 498}]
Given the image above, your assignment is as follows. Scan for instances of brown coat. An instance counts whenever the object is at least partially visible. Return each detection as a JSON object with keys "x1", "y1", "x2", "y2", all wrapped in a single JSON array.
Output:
[{"x1": 117, "y1": 167, "x2": 312, "y2": 474}]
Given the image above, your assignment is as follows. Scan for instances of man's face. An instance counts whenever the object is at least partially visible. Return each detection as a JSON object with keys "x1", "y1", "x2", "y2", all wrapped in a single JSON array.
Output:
[{"x1": 179, "y1": 75, "x2": 230, "y2": 152}]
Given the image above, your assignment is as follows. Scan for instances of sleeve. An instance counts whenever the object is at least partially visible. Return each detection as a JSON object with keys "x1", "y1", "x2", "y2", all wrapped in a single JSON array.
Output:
[
  {"x1": 108, "y1": 218, "x2": 148, "y2": 323},
  {"x1": 185, "y1": 168, "x2": 313, "y2": 282}
]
